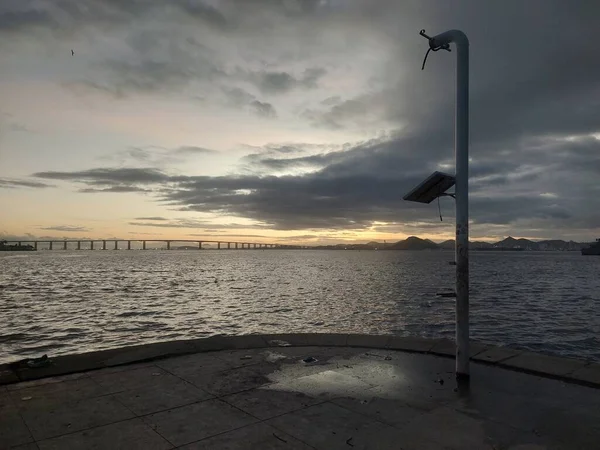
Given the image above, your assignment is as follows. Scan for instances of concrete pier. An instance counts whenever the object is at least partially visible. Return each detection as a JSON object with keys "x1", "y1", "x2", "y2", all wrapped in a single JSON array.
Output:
[
  {"x1": 127, "y1": 241, "x2": 131, "y2": 250},
  {"x1": 48, "y1": 241, "x2": 52, "y2": 250},
  {"x1": 217, "y1": 242, "x2": 221, "y2": 249},
  {"x1": 114, "y1": 241, "x2": 118, "y2": 250},
  {"x1": 166, "y1": 241, "x2": 171, "y2": 250},
  {"x1": 102, "y1": 240, "x2": 106, "y2": 250},
  {"x1": 1, "y1": 334, "x2": 599, "y2": 449},
  {"x1": 90, "y1": 241, "x2": 94, "y2": 250},
  {"x1": 77, "y1": 241, "x2": 81, "y2": 250},
  {"x1": 142, "y1": 241, "x2": 146, "y2": 250}
]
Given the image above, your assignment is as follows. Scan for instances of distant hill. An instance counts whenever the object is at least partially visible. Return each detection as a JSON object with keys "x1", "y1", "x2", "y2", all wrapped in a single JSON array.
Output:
[
  {"x1": 438, "y1": 239, "x2": 492, "y2": 250},
  {"x1": 387, "y1": 236, "x2": 439, "y2": 250},
  {"x1": 493, "y1": 237, "x2": 585, "y2": 251},
  {"x1": 309, "y1": 236, "x2": 588, "y2": 251}
]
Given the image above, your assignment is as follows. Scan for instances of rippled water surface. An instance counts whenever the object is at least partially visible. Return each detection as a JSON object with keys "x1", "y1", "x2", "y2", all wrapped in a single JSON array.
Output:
[{"x1": 1, "y1": 250, "x2": 599, "y2": 363}]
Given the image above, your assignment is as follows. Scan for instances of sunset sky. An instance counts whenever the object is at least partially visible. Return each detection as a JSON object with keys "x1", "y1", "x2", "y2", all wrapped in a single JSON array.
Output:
[{"x1": 1, "y1": 0, "x2": 599, "y2": 245}]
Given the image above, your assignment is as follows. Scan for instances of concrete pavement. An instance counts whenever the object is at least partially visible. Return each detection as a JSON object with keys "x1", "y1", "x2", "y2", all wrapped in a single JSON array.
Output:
[{"x1": 2, "y1": 335, "x2": 600, "y2": 449}]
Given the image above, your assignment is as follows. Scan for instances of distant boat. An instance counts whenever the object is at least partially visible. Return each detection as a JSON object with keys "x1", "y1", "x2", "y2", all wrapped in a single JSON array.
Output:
[
  {"x1": 0, "y1": 241, "x2": 36, "y2": 251},
  {"x1": 581, "y1": 239, "x2": 600, "y2": 255}
]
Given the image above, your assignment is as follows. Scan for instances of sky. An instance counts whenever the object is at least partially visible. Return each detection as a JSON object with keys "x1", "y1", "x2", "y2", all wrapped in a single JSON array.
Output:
[{"x1": 1, "y1": 0, "x2": 599, "y2": 245}]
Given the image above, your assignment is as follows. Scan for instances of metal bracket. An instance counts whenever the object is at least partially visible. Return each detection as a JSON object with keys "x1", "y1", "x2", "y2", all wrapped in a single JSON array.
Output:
[
  {"x1": 419, "y1": 29, "x2": 451, "y2": 70},
  {"x1": 419, "y1": 29, "x2": 451, "y2": 52}
]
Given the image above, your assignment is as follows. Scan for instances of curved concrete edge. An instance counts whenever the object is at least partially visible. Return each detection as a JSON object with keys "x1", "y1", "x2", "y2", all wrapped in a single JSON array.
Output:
[{"x1": 1, "y1": 333, "x2": 598, "y2": 389}]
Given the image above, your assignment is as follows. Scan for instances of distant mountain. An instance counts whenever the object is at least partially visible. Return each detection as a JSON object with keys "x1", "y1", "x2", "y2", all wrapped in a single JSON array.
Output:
[
  {"x1": 308, "y1": 236, "x2": 588, "y2": 251},
  {"x1": 495, "y1": 236, "x2": 537, "y2": 249},
  {"x1": 387, "y1": 236, "x2": 439, "y2": 250},
  {"x1": 535, "y1": 239, "x2": 584, "y2": 251},
  {"x1": 438, "y1": 240, "x2": 454, "y2": 250},
  {"x1": 438, "y1": 239, "x2": 492, "y2": 250},
  {"x1": 311, "y1": 237, "x2": 438, "y2": 250},
  {"x1": 493, "y1": 236, "x2": 585, "y2": 251}
]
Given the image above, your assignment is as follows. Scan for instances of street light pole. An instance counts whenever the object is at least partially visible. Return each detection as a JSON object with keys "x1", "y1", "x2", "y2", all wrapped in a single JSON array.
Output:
[{"x1": 420, "y1": 29, "x2": 470, "y2": 379}]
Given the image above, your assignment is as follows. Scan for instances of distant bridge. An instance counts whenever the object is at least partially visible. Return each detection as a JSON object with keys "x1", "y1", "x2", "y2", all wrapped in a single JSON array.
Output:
[{"x1": 2, "y1": 239, "x2": 301, "y2": 250}]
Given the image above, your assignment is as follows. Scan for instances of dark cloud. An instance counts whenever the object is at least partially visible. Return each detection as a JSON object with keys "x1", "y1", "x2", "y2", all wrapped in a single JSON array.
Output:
[
  {"x1": 105, "y1": 147, "x2": 160, "y2": 163},
  {"x1": 173, "y1": 0, "x2": 229, "y2": 30},
  {"x1": 222, "y1": 87, "x2": 277, "y2": 118},
  {"x1": 11, "y1": 1, "x2": 600, "y2": 240},
  {"x1": 268, "y1": 145, "x2": 306, "y2": 154},
  {"x1": 222, "y1": 87, "x2": 256, "y2": 107},
  {"x1": 129, "y1": 221, "x2": 205, "y2": 228},
  {"x1": 0, "y1": 113, "x2": 33, "y2": 134},
  {"x1": 321, "y1": 96, "x2": 341, "y2": 106},
  {"x1": 134, "y1": 217, "x2": 168, "y2": 221},
  {"x1": 76, "y1": 58, "x2": 220, "y2": 97},
  {"x1": 102, "y1": 146, "x2": 217, "y2": 167},
  {"x1": 128, "y1": 231, "x2": 161, "y2": 235},
  {"x1": 0, "y1": 0, "x2": 231, "y2": 35},
  {"x1": 250, "y1": 100, "x2": 277, "y2": 118},
  {"x1": 174, "y1": 146, "x2": 217, "y2": 155},
  {"x1": 0, "y1": 178, "x2": 54, "y2": 189},
  {"x1": 4, "y1": 1, "x2": 332, "y2": 99},
  {"x1": 0, "y1": 6, "x2": 55, "y2": 33},
  {"x1": 187, "y1": 233, "x2": 269, "y2": 238},
  {"x1": 33, "y1": 168, "x2": 169, "y2": 185},
  {"x1": 31, "y1": 129, "x2": 600, "y2": 239},
  {"x1": 260, "y1": 72, "x2": 294, "y2": 94},
  {"x1": 128, "y1": 218, "x2": 268, "y2": 229},
  {"x1": 302, "y1": 94, "x2": 387, "y2": 130},
  {"x1": 40, "y1": 225, "x2": 90, "y2": 232},
  {"x1": 240, "y1": 142, "x2": 348, "y2": 173},
  {"x1": 248, "y1": 67, "x2": 326, "y2": 94},
  {"x1": 79, "y1": 186, "x2": 150, "y2": 193},
  {"x1": 242, "y1": 152, "x2": 338, "y2": 172}
]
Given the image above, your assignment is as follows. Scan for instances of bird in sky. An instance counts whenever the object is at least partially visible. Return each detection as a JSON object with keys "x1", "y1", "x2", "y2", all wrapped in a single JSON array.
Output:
[{"x1": 71, "y1": 49, "x2": 74, "y2": 56}]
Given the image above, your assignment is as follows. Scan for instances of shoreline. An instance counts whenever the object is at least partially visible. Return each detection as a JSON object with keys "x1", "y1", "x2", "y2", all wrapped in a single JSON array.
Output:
[{"x1": 2, "y1": 333, "x2": 599, "y2": 389}]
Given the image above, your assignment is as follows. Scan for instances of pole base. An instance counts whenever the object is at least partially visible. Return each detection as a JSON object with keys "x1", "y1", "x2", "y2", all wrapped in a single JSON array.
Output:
[
  {"x1": 455, "y1": 373, "x2": 470, "y2": 396},
  {"x1": 456, "y1": 372, "x2": 470, "y2": 382}
]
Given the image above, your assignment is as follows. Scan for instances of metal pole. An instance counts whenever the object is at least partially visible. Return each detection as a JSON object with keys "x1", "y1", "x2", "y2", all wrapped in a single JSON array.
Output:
[
  {"x1": 455, "y1": 35, "x2": 469, "y2": 380},
  {"x1": 427, "y1": 29, "x2": 470, "y2": 379}
]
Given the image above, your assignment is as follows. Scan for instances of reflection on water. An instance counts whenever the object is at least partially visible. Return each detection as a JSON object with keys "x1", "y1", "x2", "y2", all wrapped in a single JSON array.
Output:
[{"x1": 1, "y1": 250, "x2": 599, "y2": 363}]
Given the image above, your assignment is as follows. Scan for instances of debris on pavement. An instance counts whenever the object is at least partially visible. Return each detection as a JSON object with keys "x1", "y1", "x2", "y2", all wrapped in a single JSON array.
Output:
[
  {"x1": 264, "y1": 351, "x2": 287, "y2": 363},
  {"x1": 302, "y1": 356, "x2": 318, "y2": 363}
]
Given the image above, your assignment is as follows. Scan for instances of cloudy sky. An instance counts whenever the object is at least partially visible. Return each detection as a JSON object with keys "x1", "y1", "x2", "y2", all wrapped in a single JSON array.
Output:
[{"x1": 1, "y1": 0, "x2": 599, "y2": 244}]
